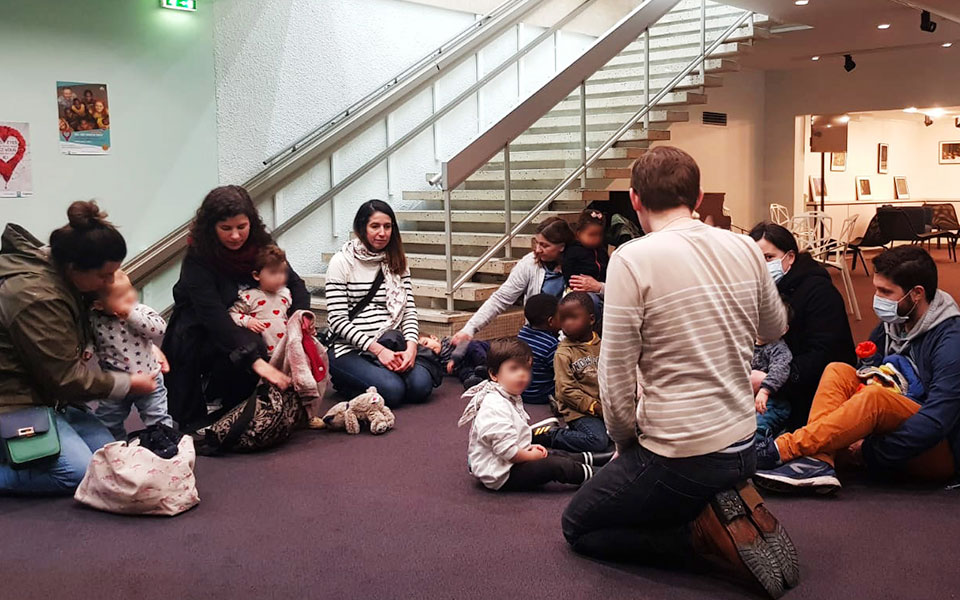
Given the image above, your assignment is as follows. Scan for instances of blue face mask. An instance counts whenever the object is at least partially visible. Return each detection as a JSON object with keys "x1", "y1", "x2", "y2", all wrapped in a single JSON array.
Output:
[
  {"x1": 873, "y1": 293, "x2": 913, "y2": 324},
  {"x1": 766, "y1": 257, "x2": 785, "y2": 283}
]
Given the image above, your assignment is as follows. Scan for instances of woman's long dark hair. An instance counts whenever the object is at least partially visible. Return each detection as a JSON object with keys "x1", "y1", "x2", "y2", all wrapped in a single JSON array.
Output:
[
  {"x1": 49, "y1": 200, "x2": 126, "y2": 270},
  {"x1": 536, "y1": 216, "x2": 575, "y2": 246},
  {"x1": 188, "y1": 185, "x2": 272, "y2": 270},
  {"x1": 749, "y1": 222, "x2": 799, "y2": 255},
  {"x1": 353, "y1": 199, "x2": 406, "y2": 274}
]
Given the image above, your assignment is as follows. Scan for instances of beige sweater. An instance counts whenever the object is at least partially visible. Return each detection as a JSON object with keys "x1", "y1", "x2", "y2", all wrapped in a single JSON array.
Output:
[{"x1": 599, "y1": 219, "x2": 787, "y2": 458}]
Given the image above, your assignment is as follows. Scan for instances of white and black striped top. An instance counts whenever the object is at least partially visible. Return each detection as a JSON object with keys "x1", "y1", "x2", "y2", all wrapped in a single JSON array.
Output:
[{"x1": 325, "y1": 252, "x2": 419, "y2": 358}]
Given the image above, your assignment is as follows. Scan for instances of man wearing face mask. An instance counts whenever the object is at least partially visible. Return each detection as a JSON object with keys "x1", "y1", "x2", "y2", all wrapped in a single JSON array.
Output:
[{"x1": 754, "y1": 246, "x2": 960, "y2": 494}]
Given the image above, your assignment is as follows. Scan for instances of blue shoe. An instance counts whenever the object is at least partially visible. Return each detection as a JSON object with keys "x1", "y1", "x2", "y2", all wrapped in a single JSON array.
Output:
[
  {"x1": 755, "y1": 436, "x2": 782, "y2": 470},
  {"x1": 753, "y1": 457, "x2": 841, "y2": 495}
]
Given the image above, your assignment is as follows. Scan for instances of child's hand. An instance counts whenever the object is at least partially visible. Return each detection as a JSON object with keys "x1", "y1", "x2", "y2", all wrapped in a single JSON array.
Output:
[
  {"x1": 570, "y1": 274, "x2": 603, "y2": 293},
  {"x1": 152, "y1": 345, "x2": 170, "y2": 374},
  {"x1": 110, "y1": 297, "x2": 136, "y2": 319},
  {"x1": 446, "y1": 360, "x2": 455, "y2": 374},
  {"x1": 245, "y1": 318, "x2": 267, "y2": 333},
  {"x1": 755, "y1": 388, "x2": 770, "y2": 414},
  {"x1": 513, "y1": 445, "x2": 548, "y2": 463}
]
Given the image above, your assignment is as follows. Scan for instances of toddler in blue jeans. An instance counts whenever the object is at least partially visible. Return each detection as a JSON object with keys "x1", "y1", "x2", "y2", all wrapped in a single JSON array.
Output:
[{"x1": 89, "y1": 269, "x2": 172, "y2": 439}]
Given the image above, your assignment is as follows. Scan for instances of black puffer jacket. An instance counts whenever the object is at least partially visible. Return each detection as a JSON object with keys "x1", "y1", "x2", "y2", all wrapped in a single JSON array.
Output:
[{"x1": 777, "y1": 252, "x2": 856, "y2": 428}]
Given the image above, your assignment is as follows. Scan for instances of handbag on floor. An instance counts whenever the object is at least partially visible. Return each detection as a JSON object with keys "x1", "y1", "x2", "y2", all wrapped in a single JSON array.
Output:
[
  {"x1": 0, "y1": 407, "x2": 60, "y2": 469},
  {"x1": 74, "y1": 430, "x2": 200, "y2": 516},
  {"x1": 195, "y1": 382, "x2": 304, "y2": 454}
]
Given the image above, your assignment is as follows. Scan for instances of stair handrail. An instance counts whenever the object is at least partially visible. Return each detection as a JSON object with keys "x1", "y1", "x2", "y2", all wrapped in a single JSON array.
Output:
[
  {"x1": 125, "y1": 0, "x2": 544, "y2": 287},
  {"x1": 442, "y1": 4, "x2": 756, "y2": 305}
]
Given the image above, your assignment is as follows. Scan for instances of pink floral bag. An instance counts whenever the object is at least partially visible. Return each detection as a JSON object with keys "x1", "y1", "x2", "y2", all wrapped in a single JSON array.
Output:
[{"x1": 74, "y1": 435, "x2": 200, "y2": 516}]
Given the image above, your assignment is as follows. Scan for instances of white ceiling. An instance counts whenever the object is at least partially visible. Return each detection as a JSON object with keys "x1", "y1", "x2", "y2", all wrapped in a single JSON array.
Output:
[{"x1": 724, "y1": 0, "x2": 960, "y2": 70}]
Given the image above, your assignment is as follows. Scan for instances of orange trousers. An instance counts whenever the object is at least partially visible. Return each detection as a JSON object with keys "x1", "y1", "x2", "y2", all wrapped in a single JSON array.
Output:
[{"x1": 775, "y1": 362, "x2": 954, "y2": 481}]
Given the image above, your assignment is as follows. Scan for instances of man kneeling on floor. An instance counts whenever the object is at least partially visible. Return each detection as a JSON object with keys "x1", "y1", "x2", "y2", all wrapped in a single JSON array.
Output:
[
  {"x1": 755, "y1": 246, "x2": 960, "y2": 493},
  {"x1": 561, "y1": 147, "x2": 797, "y2": 599}
]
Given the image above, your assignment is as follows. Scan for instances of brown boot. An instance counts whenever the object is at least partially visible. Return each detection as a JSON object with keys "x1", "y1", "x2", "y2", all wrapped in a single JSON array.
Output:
[
  {"x1": 691, "y1": 489, "x2": 785, "y2": 599},
  {"x1": 737, "y1": 481, "x2": 800, "y2": 588}
]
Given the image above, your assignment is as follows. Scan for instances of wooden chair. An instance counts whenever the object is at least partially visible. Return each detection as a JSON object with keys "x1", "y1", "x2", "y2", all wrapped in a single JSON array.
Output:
[
  {"x1": 769, "y1": 204, "x2": 790, "y2": 226},
  {"x1": 809, "y1": 214, "x2": 861, "y2": 321}
]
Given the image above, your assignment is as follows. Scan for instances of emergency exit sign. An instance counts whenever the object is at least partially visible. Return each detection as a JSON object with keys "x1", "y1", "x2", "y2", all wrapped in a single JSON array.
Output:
[{"x1": 161, "y1": 0, "x2": 197, "y2": 11}]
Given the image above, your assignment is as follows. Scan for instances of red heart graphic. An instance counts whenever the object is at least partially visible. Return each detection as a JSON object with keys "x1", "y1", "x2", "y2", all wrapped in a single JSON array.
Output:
[
  {"x1": 257, "y1": 300, "x2": 266, "y2": 306},
  {"x1": 268, "y1": 345, "x2": 274, "y2": 351},
  {"x1": 263, "y1": 322, "x2": 271, "y2": 328},
  {"x1": 245, "y1": 294, "x2": 250, "y2": 300},
  {"x1": 281, "y1": 298, "x2": 287, "y2": 304},
  {"x1": 273, "y1": 310, "x2": 280, "y2": 315},
  {"x1": 0, "y1": 126, "x2": 27, "y2": 184},
  {"x1": 277, "y1": 332, "x2": 284, "y2": 339}
]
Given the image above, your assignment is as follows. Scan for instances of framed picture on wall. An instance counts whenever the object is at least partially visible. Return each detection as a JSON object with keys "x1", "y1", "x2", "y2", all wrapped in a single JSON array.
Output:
[
  {"x1": 809, "y1": 176, "x2": 827, "y2": 202},
  {"x1": 856, "y1": 177, "x2": 873, "y2": 201},
  {"x1": 830, "y1": 151, "x2": 847, "y2": 172},
  {"x1": 878, "y1": 143, "x2": 889, "y2": 174},
  {"x1": 894, "y1": 176, "x2": 910, "y2": 199},
  {"x1": 940, "y1": 140, "x2": 960, "y2": 164}
]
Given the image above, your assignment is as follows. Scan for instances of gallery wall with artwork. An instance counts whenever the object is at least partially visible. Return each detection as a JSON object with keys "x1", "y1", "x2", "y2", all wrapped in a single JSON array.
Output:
[
  {"x1": 0, "y1": 0, "x2": 219, "y2": 260},
  {"x1": 802, "y1": 108, "x2": 960, "y2": 206}
]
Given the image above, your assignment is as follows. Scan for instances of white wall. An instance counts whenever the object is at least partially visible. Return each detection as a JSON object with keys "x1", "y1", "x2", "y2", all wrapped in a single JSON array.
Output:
[
  {"x1": 214, "y1": 0, "x2": 593, "y2": 274},
  {"x1": 0, "y1": 0, "x2": 219, "y2": 258},
  {"x1": 651, "y1": 68, "x2": 768, "y2": 229}
]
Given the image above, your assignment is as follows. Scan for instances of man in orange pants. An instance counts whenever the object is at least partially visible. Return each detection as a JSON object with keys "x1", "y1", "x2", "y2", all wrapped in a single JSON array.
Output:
[{"x1": 754, "y1": 246, "x2": 960, "y2": 494}]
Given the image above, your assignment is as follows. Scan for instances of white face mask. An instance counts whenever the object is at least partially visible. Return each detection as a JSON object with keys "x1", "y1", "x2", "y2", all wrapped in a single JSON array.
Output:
[
  {"x1": 767, "y1": 257, "x2": 785, "y2": 283},
  {"x1": 873, "y1": 291, "x2": 917, "y2": 324}
]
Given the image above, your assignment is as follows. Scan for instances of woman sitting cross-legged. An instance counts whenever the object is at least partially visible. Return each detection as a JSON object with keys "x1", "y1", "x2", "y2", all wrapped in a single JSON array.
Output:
[
  {"x1": 163, "y1": 185, "x2": 309, "y2": 428},
  {"x1": 325, "y1": 200, "x2": 434, "y2": 408},
  {"x1": 0, "y1": 201, "x2": 158, "y2": 494}
]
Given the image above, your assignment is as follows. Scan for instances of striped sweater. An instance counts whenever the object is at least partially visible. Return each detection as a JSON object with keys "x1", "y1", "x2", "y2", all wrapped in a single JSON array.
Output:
[
  {"x1": 516, "y1": 325, "x2": 559, "y2": 403},
  {"x1": 600, "y1": 219, "x2": 787, "y2": 458},
  {"x1": 325, "y1": 252, "x2": 419, "y2": 358}
]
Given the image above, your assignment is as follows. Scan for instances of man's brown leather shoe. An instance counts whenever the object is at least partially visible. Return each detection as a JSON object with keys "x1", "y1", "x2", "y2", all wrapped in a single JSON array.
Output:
[
  {"x1": 691, "y1": 489, "x2": 785, "y2": 598},
  {"x1": 737, "y1": 480, "x2": 800, "y2": 588}
]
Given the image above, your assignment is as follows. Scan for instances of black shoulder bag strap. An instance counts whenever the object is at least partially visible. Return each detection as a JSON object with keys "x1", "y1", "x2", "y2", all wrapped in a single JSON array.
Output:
[
  {"x1": 348, "y1": 269, "x2": 385, "y2": 320},
  {"x1": 215, "y1": 384, "x2": 264, "y2": 453}
]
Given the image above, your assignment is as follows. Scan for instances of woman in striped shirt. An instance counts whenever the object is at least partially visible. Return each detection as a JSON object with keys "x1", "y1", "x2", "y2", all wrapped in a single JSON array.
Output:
[{"x1": 325, "y1": 200, "x2": 434, "y2": 407}]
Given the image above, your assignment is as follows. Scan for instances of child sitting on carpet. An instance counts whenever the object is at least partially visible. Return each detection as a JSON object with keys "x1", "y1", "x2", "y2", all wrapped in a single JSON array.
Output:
[
  {"x1": 418, "y1": 334, "x2": 490, "y2": 389},
  {"x1": 752, "y1": 321, "x2": 794, "y2": 440},
  {"x1": 89, "y1": 269, "x2": 173, "y2": 439},
  {"x1": 229, "y1": 245, "x2": 291, "y2": 355},
  {"x1": 531, "y1": 292, "x2": 611, "y2": 454},
  {"x1": 458, "y1": 338, "x2": 609, "y2": 491},
  {"x1": 515, "y1": 293, "x2": 560, "y2": 404}
]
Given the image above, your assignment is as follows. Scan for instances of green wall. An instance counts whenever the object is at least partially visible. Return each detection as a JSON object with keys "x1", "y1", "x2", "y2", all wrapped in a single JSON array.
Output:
[{"x1": 0, "y1": 0, "x2": 218, "y2": 259}]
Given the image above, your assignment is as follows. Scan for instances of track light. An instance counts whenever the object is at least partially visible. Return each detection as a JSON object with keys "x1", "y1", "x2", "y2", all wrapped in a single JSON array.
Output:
[
  {"x1": 921, "y1": 10, "x2": 937, "y2": 33},
  {"x1": 924, "y1": 115, "x2": 934, "y2": 127},
  {"x1": 843, "y1": 54, "x2": 856, "y2": 72}
]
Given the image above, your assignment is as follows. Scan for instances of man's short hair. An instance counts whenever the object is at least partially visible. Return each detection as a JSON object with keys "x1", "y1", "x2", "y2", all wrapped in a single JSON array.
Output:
[
  {"x1": 523, "y1": 293, "x2": 559, "y2": 329},
  {"x1": 486, "y1": 337, "x2": 533, "y2": 377},
  {"x1": 254, "y1": 244, "x2": 287, "y2": 272},
  {"x1": 630, "y1": 146, "x2": 700, "y2": 212},
  {"x1": 873, "y1": 246, "x2": 938, "y2": 301},
  {"x1": 560, "y1": 291, "x2": 595, "y2": 317}
]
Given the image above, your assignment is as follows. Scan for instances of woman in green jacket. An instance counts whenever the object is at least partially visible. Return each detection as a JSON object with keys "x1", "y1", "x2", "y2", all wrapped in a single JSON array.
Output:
[{"x1": 0, "y1": 201, "x2": 156, "y2": 494}]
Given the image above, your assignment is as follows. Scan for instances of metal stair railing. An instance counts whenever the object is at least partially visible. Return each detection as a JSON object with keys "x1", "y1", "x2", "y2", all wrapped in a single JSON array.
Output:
[
  {"x1": 438, "y1": 1, "x2": 755, "y2": 310},
  {"x1": 125, "y1": 0, "x2": 544, "y2": 289}
]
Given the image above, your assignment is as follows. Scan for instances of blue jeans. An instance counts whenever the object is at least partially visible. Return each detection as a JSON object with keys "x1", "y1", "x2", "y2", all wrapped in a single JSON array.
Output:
[
  {"x1": 562, "y1": 441, "x2": 755, "y2": 563},
  {"x1": 0, "y1": 406, "x2": 115, "y2": 495},
  {"x1": 95, "y1": 373, "x2": 173, "y2": 439},
  {"x1": 549, "y1": 416, "x2": 611, "y2": 453},
  {"x1": 328, "y1": 350, "x2": 435, "y2": 408},
  {"x1": 755, "y1": 395, "x2": 791, "y2": 440}
]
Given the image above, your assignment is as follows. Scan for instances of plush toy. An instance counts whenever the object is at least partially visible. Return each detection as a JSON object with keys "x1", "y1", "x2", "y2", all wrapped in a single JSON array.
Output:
[{"x1": 321, "y1": 386, "x2": 395, "y2": 435}]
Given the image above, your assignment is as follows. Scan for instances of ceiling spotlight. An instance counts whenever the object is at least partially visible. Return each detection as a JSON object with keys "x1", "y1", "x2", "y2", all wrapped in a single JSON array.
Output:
[
  {"x1": 839, "y1": 115, "x2": 851, "y2": 123},
  {"x1": 944, "y1": 42, "x2": 954, "y2": 48},
  {"x1": 904, "y1": 107, "x2": 918, "y2": 113},
  {"x1": 877, "y1": 23, "x2": 891, "y2": 30},
  {"x1": 925, "y1": 115, "x2": 934, "y2": 127},
  {"x1": 921, "y1": 10, "x2": 937, "y2": 33},
  {"x1": 794, "y1": 0, "x2": 809, "y2": 5},
  {"x1": 811, "y1": 55, "x2": 820, "y2": 61},
  {"x1": 843, "y1": 54, "x2": 856, "y2": 72},
  {"x1": 927, "y1": 107, "x2": 946, "y2": 118}
]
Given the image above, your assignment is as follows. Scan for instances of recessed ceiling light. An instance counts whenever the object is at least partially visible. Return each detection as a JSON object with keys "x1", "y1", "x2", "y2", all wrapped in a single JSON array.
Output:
[
  {"x1": 839, "y1": 115, "x2": 851, "y2": 123},
  {"x1": 877, "y1": 23, "x2": 891, "y2": 30},
  {"x1": 826, "y1": 124, "x2": 832, "y2": 128},
  {"x1": 944, "y1": 42, "x2": 954, "y2": 48},
  {"x1": 795, "y1": 0, "x2": 809, "y2": 5},
  {"x1": 927, "y1": 107, "x2": 946, "y2": 118},
  {"x1": 811, "y1": 55, "x2": 820, "y2": 61},
  {"x1": 904, "y1": 107, "x2": 918, "y2": 113}
]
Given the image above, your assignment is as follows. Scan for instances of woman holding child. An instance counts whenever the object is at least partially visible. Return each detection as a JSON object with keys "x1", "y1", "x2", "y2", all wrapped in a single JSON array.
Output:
[
  {"x1": 750, "y1": 222, "x2": 856, "y2": 431},
  {"x1": 0, "y1": 201, "x2": 157, "y2": 494},
  {"x1": 324, "y1": 200, "x2": 434, "y2": 408},
  {"x1": 451, "y1": 216, "x2": 574, "y2": 346},
  {"x1": 163, "y1": 185, "x2": 310, "y2": 427}
]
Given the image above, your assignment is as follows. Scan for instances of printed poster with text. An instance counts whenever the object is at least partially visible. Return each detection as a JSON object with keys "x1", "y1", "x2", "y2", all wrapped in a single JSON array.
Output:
[
  {"x1": 57, "y1": 81, "x2": 111, "y2": 154},
  {"x1": 0, "y1": 121, "x2": 33, "y2": 198}
]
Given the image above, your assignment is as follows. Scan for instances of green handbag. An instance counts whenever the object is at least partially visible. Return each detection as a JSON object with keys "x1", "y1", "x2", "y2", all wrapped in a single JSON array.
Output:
[{"x1": 0, "y1": 407, "x2": 61, "y2": 469}]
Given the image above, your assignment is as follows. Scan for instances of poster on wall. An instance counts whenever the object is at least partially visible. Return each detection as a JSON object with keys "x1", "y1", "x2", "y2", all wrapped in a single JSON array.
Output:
[
  {"x1": 856, "y1": 177, "x2": 872, "y2": 201},
  {"x1": 0, "y1": 122, "x2": 33, "y2": 198},
  {"x1": 56, "y1": 81, "x2": 110, "y2": 154},
  {"x1": 878, "y1": 143, "x2": 888, "y2": 174},
  {"x1": 940, "y1": 141, "x2": 960, "y2": 165},
  {"x1": 830, "y1": 151, "x2": 846, "y2": 172}
]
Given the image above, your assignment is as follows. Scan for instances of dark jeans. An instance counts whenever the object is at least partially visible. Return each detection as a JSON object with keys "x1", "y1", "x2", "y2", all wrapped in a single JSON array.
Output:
[
  {"x1": 549, "y1": 416, "x2": 611, "y2": 453},
  {"x1": 501, "y1": 450, "x2": 588, "y2": 491},
  {"x1": 328, "y1": 349, "x2": 435, "y2": 408},
  {"x1": 562, "y1": 442, "x2": 756, "y2": 564},
  {"x1": 755, "y1": 395, "x2": 792, "y2": 440},
  {"x1": 454, "y1": 340, "x2": 490, "y2": 387}
]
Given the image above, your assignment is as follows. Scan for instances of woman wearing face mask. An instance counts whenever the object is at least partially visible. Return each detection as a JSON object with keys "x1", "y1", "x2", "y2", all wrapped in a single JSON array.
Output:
[
  {"x1": 451, "y1": 217, "x2": 575, "y2": 347},
  {"x1": 749, "y1": 222, "x2": 855, "y2": 430}
]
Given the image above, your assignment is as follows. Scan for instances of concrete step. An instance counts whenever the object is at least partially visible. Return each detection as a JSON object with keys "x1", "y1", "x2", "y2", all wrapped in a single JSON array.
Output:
[
  {"x1": 488, "y1": 146, "x2": 646, "y2": 169},
  {"x1": 591, "y1": 58, "x2": 737, "y2": 84},
  {"x1": 602, "y1": 41, "x2": 749, "y2": 70},
  {"x1": 468, "y1": 166, "x2": 608, "y2": 182},
  {"x1": 396, "y1": 209, "x2": 574, "y2": 225},
  {"x1": 626, "y1": 21, "x2": 767, "y2": 55},
  {"x1": 647, "y1": 11, "x2": 771, "y2": 39},
  {"x1": 403, "y1": 230, "x2": 534, "y2": 248},
  {"x1": 510, "y1": 126, "x2": 672, "y2": 151},
  {"x1": 577, "y1": 75, "x2": 722, "y2": 102},
  {"x1": 305, "y1": 274, "x2": 500, "y2": 302},
  {"x1": 549, "y1": 92, "x2": 707, "y2": 118},
  {"x1": 402, "y1": 189, "x2": 583, "y2": 202},
  {"x1": 530, "y1": 110, "x2": 687, "y2": 134}
]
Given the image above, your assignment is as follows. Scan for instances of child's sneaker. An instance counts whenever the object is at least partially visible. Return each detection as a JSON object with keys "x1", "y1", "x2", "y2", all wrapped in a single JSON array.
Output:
[{"x1": 530, "y1": 418, "x2": 560, "y2": 445}]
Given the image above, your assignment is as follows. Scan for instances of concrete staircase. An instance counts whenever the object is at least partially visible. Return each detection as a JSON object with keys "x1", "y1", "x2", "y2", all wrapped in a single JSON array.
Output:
[{"x1": 306, "y1": 0, "x2": 773, "y2": 339}]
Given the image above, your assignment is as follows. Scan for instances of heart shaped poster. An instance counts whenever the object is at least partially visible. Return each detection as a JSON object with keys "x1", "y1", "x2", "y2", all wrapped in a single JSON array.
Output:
[{"x1": 0, "y1": 122, "x2": 33, "y2": 197}]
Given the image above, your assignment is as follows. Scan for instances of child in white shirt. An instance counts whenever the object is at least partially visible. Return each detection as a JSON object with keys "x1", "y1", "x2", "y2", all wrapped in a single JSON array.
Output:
[{"x1": 229, "y1": 245, "x2": 292, "y2": 355}]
